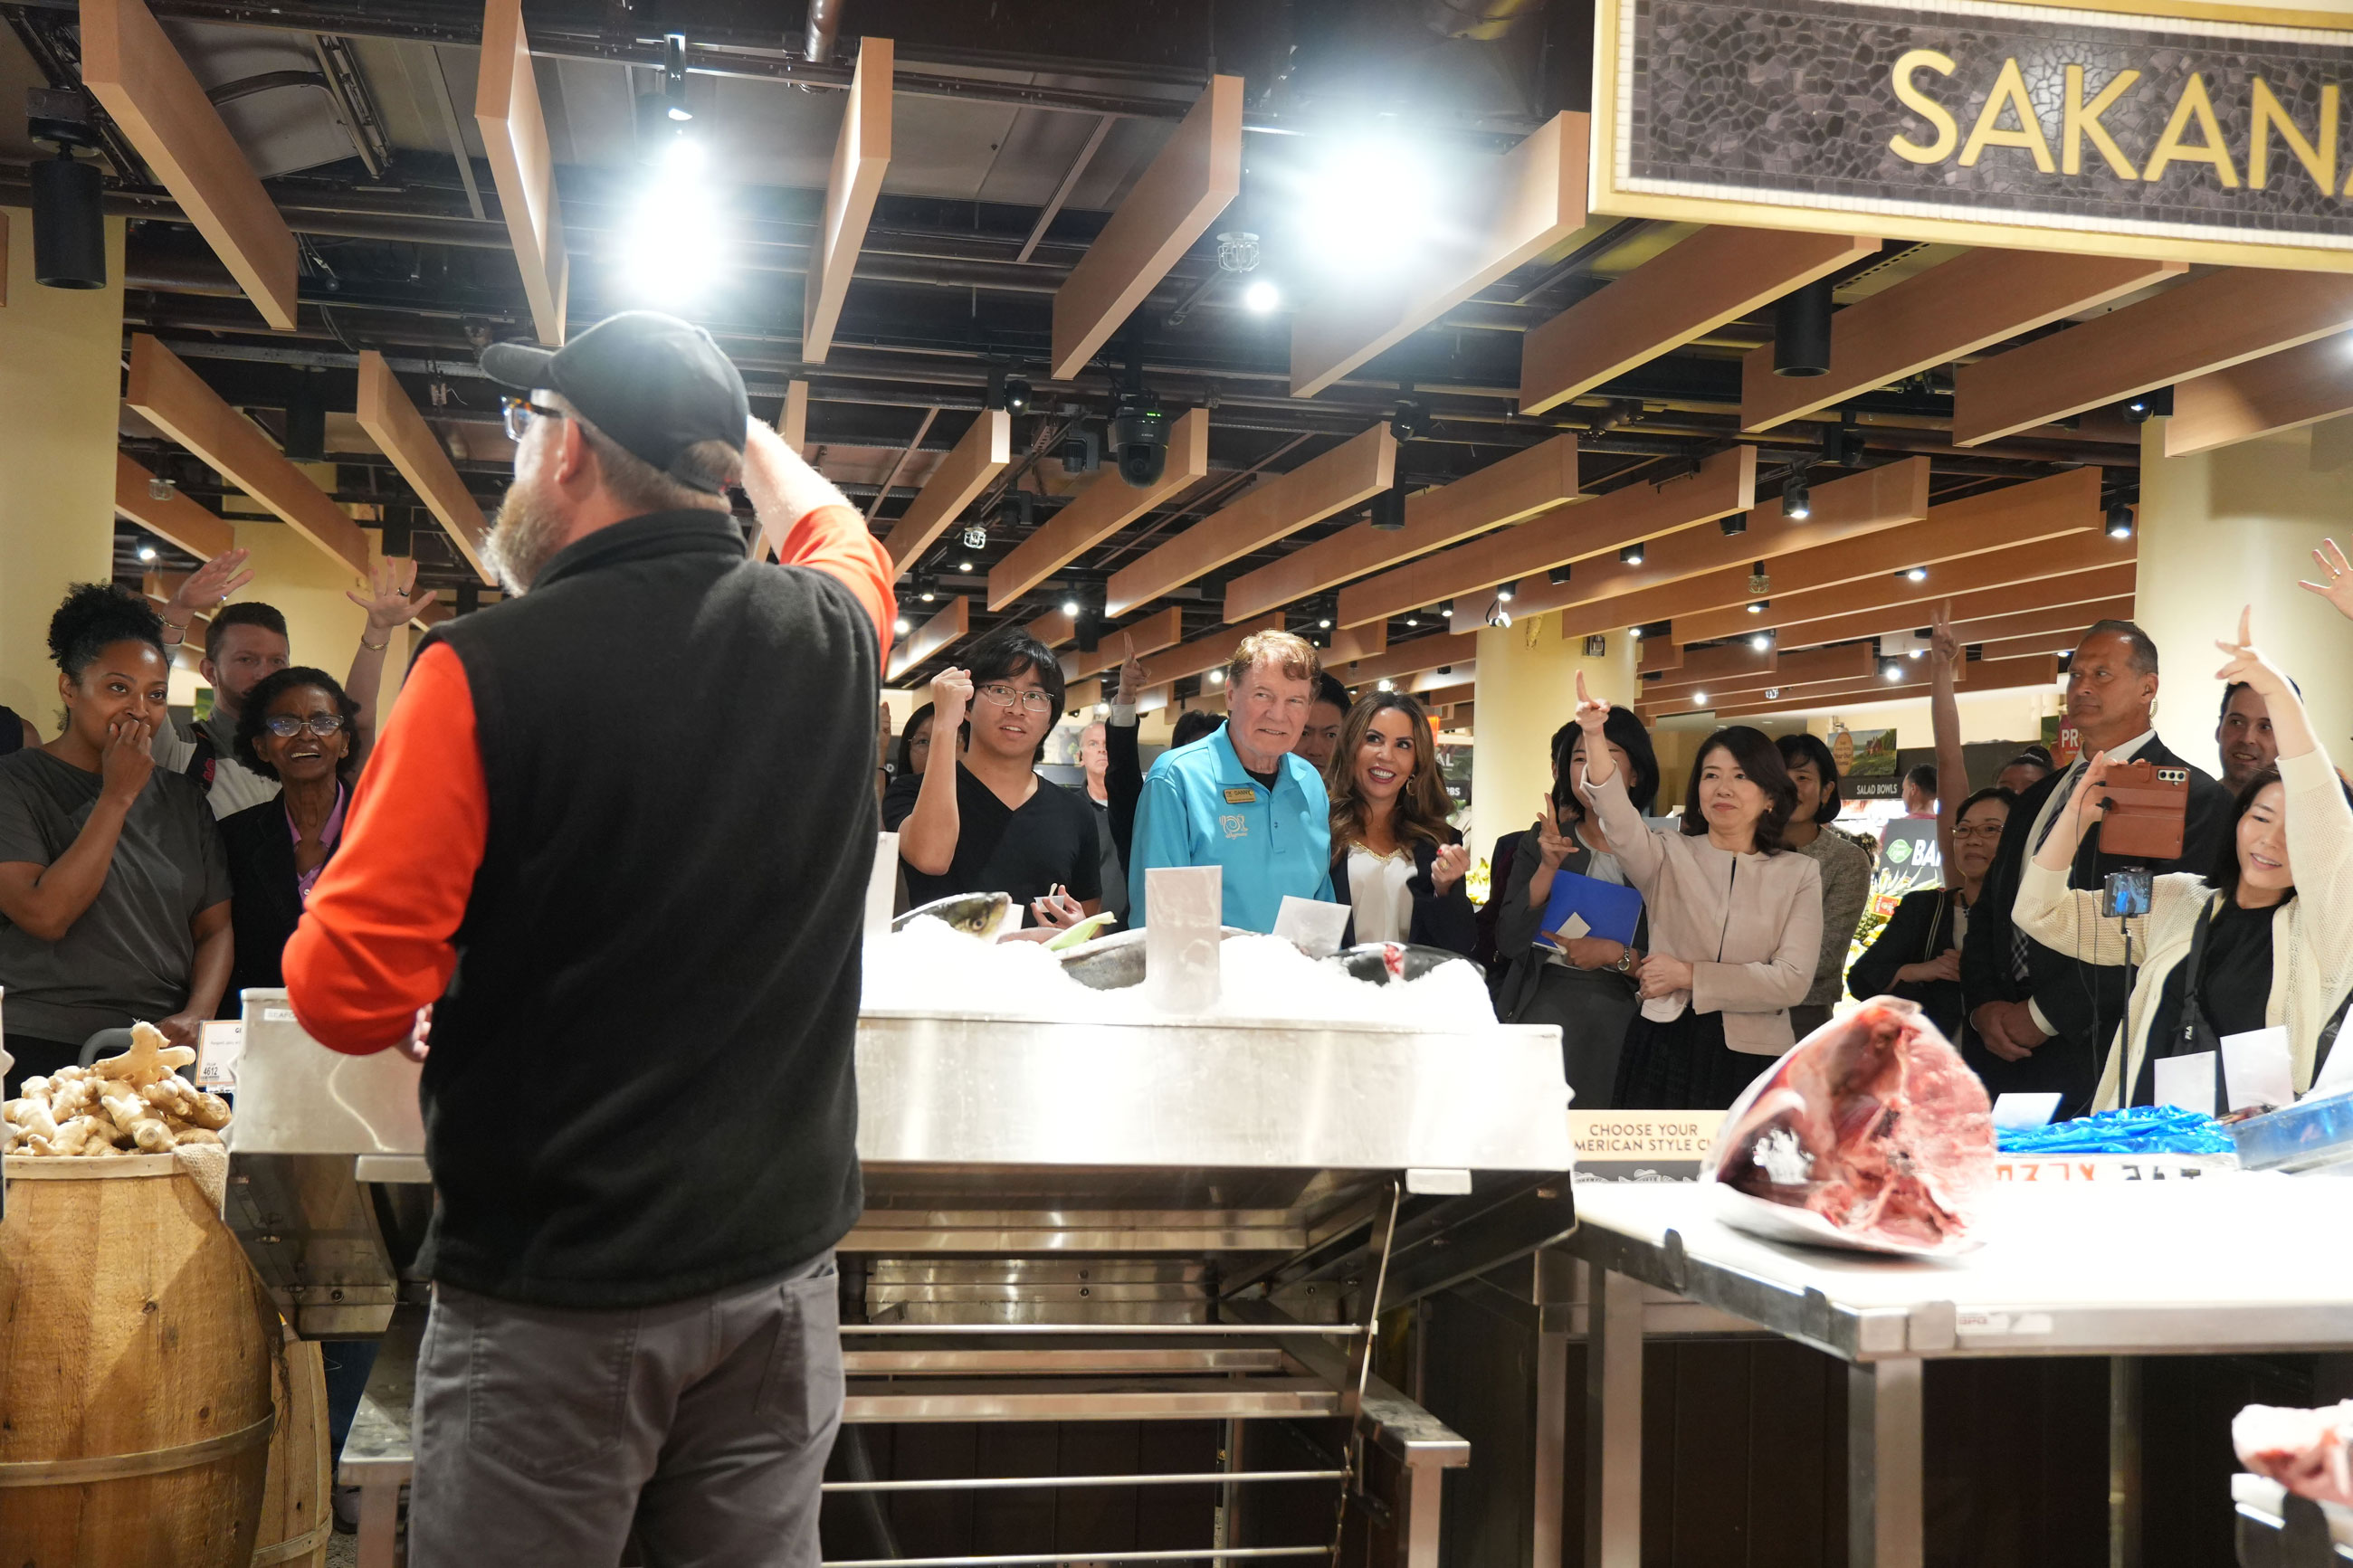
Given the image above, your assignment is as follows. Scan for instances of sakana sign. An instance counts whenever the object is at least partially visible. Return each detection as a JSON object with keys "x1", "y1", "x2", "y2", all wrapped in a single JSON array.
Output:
[{"x1": 1594, "y1": 0, "x2": 2353, "y2": 268}]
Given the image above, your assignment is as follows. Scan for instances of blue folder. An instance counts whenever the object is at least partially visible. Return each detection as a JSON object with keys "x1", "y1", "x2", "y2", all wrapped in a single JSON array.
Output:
[{"x1": 1532, "y1": 870, "x2": 1644, "y2": 950}]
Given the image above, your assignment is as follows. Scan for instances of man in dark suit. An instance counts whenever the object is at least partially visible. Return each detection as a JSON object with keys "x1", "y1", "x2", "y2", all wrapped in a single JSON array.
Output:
[{"x1": 1960, "y1": 620, "x2": 2233, "y2": 1116}]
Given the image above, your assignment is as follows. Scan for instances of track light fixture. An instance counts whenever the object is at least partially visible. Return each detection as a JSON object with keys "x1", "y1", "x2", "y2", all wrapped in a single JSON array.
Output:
[
  {"x1": 1618, "y1": 544, "x2": 1644, "y2": 566},
  {"x1": 1782, "y1": 465, "x2": 1812, "y2": 520},
  {"x1": 1772, "y1": 278, "x2": 1834, "y2": 378},
  {"x1": 28, "y1": 89, "x2": 104, "y2": 290},
  {"x1": 986, "y1": 366, "x2": 1033, "y2": 417},
  {"x1": 1749, "y1": 633, "x2": 1771, "y2": 652},
  {"x1": 1548, "y1": 563, "x2": 1573, "y2": 586},
  {"x1": 1720, "y1": 512, "x2": 1747, "y2": 536},
  {"x1": 662, "y1": 33, "x2": 693, "y2": 120},
  {"x1": 2107, "y1": 503, "x2": 2136, "y2": 538},
  {"x1": 916, "y1": 575, "x2": 938, "y2": 603},
  {"x1": 1484, "y1": 596, "x2": 1511, "y2": 630},
  {"x1": 1368, "y1": 485, "x2": 1406, "y2": 531},
  {"x1": 2120, "y1": 388, "x2": 2173, "y2": 424},
  {"x1": 1496, "y1": 584, "x2": 1514, "y2": 603},
  {"x1": 137, "y1": 538, "x2": 158, "y2": 563}
]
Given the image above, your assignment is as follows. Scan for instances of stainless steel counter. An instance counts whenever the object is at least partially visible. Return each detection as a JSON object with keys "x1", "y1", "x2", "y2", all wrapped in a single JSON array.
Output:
[{"x1": 225, "y1": 988, "x2": 1577, "y2": 1568}]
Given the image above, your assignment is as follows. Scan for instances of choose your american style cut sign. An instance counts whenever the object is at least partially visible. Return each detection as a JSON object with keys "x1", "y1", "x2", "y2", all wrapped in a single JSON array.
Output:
[{"x1": 1593, "y1": 0, "x2": 2353, "y2": 268}]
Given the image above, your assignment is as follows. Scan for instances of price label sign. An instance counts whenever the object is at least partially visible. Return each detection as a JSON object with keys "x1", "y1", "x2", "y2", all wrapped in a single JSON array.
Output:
[
  {"x1": 1571, "y1": 1111, "x2": 1726, "y2": 1183},
  {"x1": 195, "y1": 1020, "x2": 243, "y2": 1093}
]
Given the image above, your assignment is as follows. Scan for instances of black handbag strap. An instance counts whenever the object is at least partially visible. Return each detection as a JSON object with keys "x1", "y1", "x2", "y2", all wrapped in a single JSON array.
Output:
[{"x1": 2173, "y1": 894, "x2": 2228, "y2": 1109}]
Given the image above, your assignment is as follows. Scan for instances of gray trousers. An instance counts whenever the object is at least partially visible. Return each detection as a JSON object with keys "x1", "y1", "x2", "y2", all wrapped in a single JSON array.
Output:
[{"x1": 410, "y1": 1252, "x2": 843, "y2": 1568}]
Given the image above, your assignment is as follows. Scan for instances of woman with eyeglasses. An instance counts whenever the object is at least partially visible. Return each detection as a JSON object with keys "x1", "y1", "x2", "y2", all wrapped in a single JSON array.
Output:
[
  {"x1": 215, "y1": 666, "x2": 366, "y2": 1013},
  {"x1": 887, "y1": 624, "x2": 1102, "y2": 930}
]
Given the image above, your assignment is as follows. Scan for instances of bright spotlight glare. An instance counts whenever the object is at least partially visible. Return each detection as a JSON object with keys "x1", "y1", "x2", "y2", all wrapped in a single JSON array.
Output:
[
  {"x1": 1300, "y1": 139, "x2": 1434, "y2": 277},
  {"x1": 1693, "y1": 691, "x2": 1708, "y2": 705},
  {"x1": 1061, "y1": 598, "x2": 1081, "y2": 618},
  {"x1": 137, "y1": 544, "x2": 158, "y2": 562},
  {"x1": 620, "y1": 135, "x2": 724, "y2": 303},
  {"x1": 1207, "y1": 669, "x2": 1224, "y2": 685},
  {"x1": 1243, "y1": 279, "x2": 1280, "y2": 313},
  {"x1": 1750, "y1": 634, "x2": 1769, "y2": 651}
]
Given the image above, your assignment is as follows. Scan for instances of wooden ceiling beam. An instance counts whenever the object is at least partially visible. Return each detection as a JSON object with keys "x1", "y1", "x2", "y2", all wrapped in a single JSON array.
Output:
[
  {"x1": 1049, "y1": 76, "x2": 1242, "y2": 380},
  {"x1": 356, "y1": 351, "x2": 495, "y2": 585},
  {"x1": 1486, "y1": 458, "x2": 1929, "y2": 631},
  {"x1": 1291, "y1": 111, "x2": 1590, "y2": 398},
  {"x1": 805, "y1": 38, "x2": 894, "y2": 365},
  {"x1": 1332, "y1": 630, "x2": 1480, "y2": 687},
  {"x1": 887, "y1": 595, "x2": 968, "y2": 684},
  {"x1": 1521, "y1": 228, "x2": 1876, "y2": 417},
  {"x1": 2167, "y1": 335, "x2": 2353, "y2": 456},
  {"x1": 1222, "y1": 434, "x2": 1578, "y2": 623},
  {"x1": 126, "y1": 336, "x2": 371, "y2": 576},
  {"x1": 1647, "y1": 642, "x2": 1876, "y2": 701},
  {"x1": 1680, "y1": 530, "x2": 2136, "y2": 648},
  {"x1": 988, "y1": 408, "x2": 1212, "y2": 609},
  {"x1": 1325, "y1": 622, "x2": 1387, "y2": 663},
  {"x1": 1136, "y1": 612, "x2": 1284, "y2": 688},
  {"x1": 475, "y1": 0, "x2": 569, "y2": 345},
  {"x1": 881, "y1": 407, "x2": 1012, "y2": 575},
  {"x1": 1954, "y1": 270, "x2": 2353, "y2": 447},
  {"x1": 81, "y1": 0, "x2": 299, "y2": 330},
  {"x1": 1562, "y1": 467, "x2": 2099, "y2": 643},
  {"x1": 1638, "y1": 636, "x2": 1685, "y2": 674},
  {"x1": 1024, "y1": 606, "x2": 1075, "y2": 649},
  {"x1": 1681, "y1": 654, "x2": 2062, "y2": 721},
  {"x1": 115, "y1": 452, "x2": 234, "y2": 560},
  {"x1": 1740, "y1": 252, "x2": 2186, "y2": 433},
  {"x1": 1106, "y1": 423, "x2": 1396, "y2": 617},
  {"x1": 1061, "y1": 605, "x2": 1186, "y2": 680},
  {"x1": 1342, "y1": 445, "x2": 1756, "y2": 631},
  {"x1": 1768, "y1": 583, "x2": 2137, "y2": 653},
  {"x1": 1645, "y1": 641, "x2": 1779, "y2": 691}
]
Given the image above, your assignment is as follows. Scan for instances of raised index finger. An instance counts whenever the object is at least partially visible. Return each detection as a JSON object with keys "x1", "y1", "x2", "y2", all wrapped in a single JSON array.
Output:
[{"x1": 2239, "y1": 604, "x2": 2252, "y2": 648}]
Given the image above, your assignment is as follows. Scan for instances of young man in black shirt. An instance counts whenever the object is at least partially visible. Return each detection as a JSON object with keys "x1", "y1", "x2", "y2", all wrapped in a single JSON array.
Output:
[{"x1": 889, "y1": 624, "x2": 1102, "y2": 927}]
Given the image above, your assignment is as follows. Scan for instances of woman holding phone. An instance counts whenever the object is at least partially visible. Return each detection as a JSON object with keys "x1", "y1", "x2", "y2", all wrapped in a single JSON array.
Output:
[
  {"x1": 1570, "y1": 671, "x2": 1824, "y2": 1110},
  {"x1": 1490, "y1": 705, "x2": 1659, "y2": 1107},
  {"x1": 2014, "y1": 610, "x2": 2353, "y2": 1107}
]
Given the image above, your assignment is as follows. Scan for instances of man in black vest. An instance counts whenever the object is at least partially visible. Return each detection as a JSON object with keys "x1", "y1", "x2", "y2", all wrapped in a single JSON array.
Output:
[
  {"x1": 285, "y1": 311, "x2": 895, "y2": 1567},
  {"x1": 1961, "y1": 619, "x2": 2232, "y2": 1117}
]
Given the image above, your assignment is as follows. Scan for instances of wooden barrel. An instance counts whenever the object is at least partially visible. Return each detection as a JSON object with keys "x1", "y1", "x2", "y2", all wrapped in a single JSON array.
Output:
[
  {"x1": 250, "y1": 1330, "x2": 331, "y2": 1567},
  {"x1": 0, "y1": 1154, "x2": 282, "y2": 1567}
]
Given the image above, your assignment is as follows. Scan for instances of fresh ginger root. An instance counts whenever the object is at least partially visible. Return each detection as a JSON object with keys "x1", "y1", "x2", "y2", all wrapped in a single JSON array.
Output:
[{"x1": 2, "y1": 1021, "x2": 233, "y2": 1159}]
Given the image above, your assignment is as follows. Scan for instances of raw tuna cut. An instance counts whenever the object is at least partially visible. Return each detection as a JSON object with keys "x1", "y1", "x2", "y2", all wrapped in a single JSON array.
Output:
[
  {"x1": 2235, "y1": 1402, "x2": 2353, "y2": 1509},
  {"x1": 1700, "y1": 998, "x2": 1995, "y2": 1257}
]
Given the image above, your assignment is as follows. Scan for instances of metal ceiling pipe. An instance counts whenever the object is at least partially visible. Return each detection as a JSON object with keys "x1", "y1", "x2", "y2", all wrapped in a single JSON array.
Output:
[{"x1": 804, "y1": 0, "x2": 843, "y2": 63}]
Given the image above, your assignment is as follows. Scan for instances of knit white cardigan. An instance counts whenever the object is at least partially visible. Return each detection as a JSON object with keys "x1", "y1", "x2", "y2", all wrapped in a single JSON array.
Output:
[{"x1": 2013, "y1": 747, "x2": 2353, "y2": 1108}]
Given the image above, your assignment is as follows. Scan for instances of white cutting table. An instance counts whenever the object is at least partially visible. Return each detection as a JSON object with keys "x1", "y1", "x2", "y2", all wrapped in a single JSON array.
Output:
[{"x1": 1562, "y1": 1174, "x2": 2353, "y2": 1568}]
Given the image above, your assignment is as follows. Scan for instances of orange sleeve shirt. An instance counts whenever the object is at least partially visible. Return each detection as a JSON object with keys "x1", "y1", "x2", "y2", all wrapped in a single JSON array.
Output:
[{"x1": 283, "y1": 504, "x2": 896, "y2": 1054}]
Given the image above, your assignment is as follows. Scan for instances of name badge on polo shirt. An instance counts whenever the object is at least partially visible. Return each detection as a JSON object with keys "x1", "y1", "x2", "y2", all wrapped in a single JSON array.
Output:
[{"x1": 1223, "y1": 786, "x2": 1257, "y2": 804}]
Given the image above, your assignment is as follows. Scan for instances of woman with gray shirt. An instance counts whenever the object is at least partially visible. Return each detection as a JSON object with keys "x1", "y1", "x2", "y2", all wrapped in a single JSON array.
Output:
[
  {"x1": 1571, "y1": 674, "x2": 1823, "y2": 1109},
  {"x1": 1777, "y1": 732, "x2": 1876, "y2": 1038},
  {"x1": 1491, "y1": 706, "x2": 1659, "y2": 1108}
]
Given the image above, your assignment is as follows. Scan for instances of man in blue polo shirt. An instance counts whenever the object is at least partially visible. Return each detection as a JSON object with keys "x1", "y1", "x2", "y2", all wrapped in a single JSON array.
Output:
[{"x1": 1130, "y1": 629, "x2": 1334, "y2": 932}]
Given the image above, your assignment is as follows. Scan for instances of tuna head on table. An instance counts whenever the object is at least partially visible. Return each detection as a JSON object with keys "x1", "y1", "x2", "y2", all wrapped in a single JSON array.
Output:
[{"x1": 1699, "y1": 998, "x2": 1995, "y2": 1258}]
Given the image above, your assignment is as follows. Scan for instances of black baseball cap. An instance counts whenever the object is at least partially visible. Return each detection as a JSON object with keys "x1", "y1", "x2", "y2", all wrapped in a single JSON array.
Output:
[{"x1": 480, "y1": 311, "x2": 748, "y2": 494}]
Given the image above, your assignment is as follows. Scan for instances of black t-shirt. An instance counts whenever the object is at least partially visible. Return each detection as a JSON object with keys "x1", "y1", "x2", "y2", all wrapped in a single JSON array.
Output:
[
  {"x1": 2133, "y1": 898, "x2": 2278, "y2": 1104},
  {"x1": 883, "y1": 762, "x2": 1103, "y2": 925},
  {"x1": 1244, "y1": 764, "x2": 1281, "y2": 791}
]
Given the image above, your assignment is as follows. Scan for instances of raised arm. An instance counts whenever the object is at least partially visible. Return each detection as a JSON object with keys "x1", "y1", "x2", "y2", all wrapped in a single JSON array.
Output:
[
  {"x1": 1929, "y1": 601, "x2": 1968, "y2": 886},
  {"x1": 741, "y1": 420, "x2": 898, "y2": 662},
  {"x1": 2014, "y1": 751, "x2": 2163, "y2": 960},
  {"x1": 1107, "y1": 641, "x2": 1145, "y2": 867},
  {"x1": 897, "y1": 668, "x2": 971, "y2": 877},
  {"x1": 343, "y1": 556, "x2": 433, "y2": 769},
  {"x1": 1568, "y1": 670, "x2": 1664, "y2": 889}
]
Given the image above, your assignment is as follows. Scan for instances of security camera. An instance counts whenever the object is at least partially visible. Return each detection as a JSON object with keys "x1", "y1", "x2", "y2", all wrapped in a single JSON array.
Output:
[
  {"x1": 1109, "y1": 395, "x2": 1170, "y2": 489},
  {"x1": 1057, "y1": 427, "x2": 1100, "y2": 475}
]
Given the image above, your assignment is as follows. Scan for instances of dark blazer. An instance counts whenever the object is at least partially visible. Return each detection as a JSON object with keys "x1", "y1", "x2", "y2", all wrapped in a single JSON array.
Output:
[
  {"x1": 1959, "y1": 736, "x2": 2233, "y2": 1112},
  {"x1": 217, "y1": 793, "x2": 336, "y2": 1015},
  {"x1": 1472, "y1": 828, "x2": 1528, "y2": 981},
  {"x1": 1487, "y1": 826, "x2": 1644, "y2": 1023},
  {"x1": 1849, "y1": 887, "x2": 1967, "y2": 1043},
  {"x1": 1329, "y1": 835, "x2": 1477, "y2": 955}
]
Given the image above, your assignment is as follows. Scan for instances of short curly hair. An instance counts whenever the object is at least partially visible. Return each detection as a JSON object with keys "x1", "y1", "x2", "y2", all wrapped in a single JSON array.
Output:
[
  {"x1": 48, "y1": 584, "x2": 164, "y2": 680},
  {"x1": 234, "y1": 666, "x2": 362, "y2": 782}
]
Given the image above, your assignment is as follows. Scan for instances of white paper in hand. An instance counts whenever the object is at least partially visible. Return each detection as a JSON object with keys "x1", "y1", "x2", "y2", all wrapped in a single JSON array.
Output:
[
  {"x1": 1561, "y1": 912, "x2": 1593, "y2": 940},
  {"x1": 1273, "y1": 896, "x2": 1353, "y2": 959},
  {"x1": 2221, "y1": 1026, "x2": 2294, "y2": 1111},
  {"x1": 1989, "y1": 1091, "x2": 2062, "y2": 1130},
  {"x1": 2153, "y1": 1050, "x2": 2219, "y2": 1117}
]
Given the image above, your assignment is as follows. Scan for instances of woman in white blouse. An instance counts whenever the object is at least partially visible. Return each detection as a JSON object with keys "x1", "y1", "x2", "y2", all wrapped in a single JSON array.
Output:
[
  {"x1": 1324, "y1": 691, "x2": 1475, "y2": 953},
  {"x1": 1570, "y1": 671, "x2": 1824, "y2": 1109}
]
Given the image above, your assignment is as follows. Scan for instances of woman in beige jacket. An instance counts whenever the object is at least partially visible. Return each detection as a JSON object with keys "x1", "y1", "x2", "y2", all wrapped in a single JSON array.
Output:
[
  {"x1": 2015, "y1": 611, "x2": 2353, "y2": 1109},
  {"x1": 1571, "y1": 673, "x2": 1824, "y2": 1109}
]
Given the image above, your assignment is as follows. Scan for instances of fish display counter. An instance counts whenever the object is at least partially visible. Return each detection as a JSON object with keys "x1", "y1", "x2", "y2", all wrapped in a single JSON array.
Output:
[{"x1": 220, "y1": 905, "x2": 1578, "y2": 1568}]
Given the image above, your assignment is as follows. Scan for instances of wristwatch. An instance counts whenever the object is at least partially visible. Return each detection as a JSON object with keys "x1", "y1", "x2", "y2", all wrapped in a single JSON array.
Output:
[{"x1": 1613, "y1": 949, "x2": 1636, "y2": 974}]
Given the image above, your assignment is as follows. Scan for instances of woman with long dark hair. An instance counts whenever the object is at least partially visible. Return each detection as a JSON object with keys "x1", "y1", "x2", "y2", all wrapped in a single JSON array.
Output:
[
  {"x1": 1569, "y1": 673, "x2": 1823, "y2": 1109},
  {"x1": 0, "y1": 585, "x2": 231, "y2": 1094},
  {"x1": 2015, "y1": 610, "x2": 2353, "y2": 1106},
  {"x1": 1324, "y1": 690, "x2": 1473, "y2": 951},
  {"x1": 1490, "y1": 705, "x2": 1660, "y2": 1107},
  {"x1": 1776, "y1": 730, "x2": 1875, "y2": 1037}
]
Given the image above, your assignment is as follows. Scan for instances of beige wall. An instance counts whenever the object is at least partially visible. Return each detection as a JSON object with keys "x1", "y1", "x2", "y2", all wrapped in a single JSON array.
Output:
[
  {"x1": 0, "y1": 212, "x2": 127, "y2": 732},
  {"x1": 1467, "y1": 614, "x2": 1638, "y2": 861},
  {"x1": 2136, "y1": 419, "x2": 2353, "y2": 774},
  {"x1": 218, "y1": 511, "x2": 411, "y2": 716}
]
